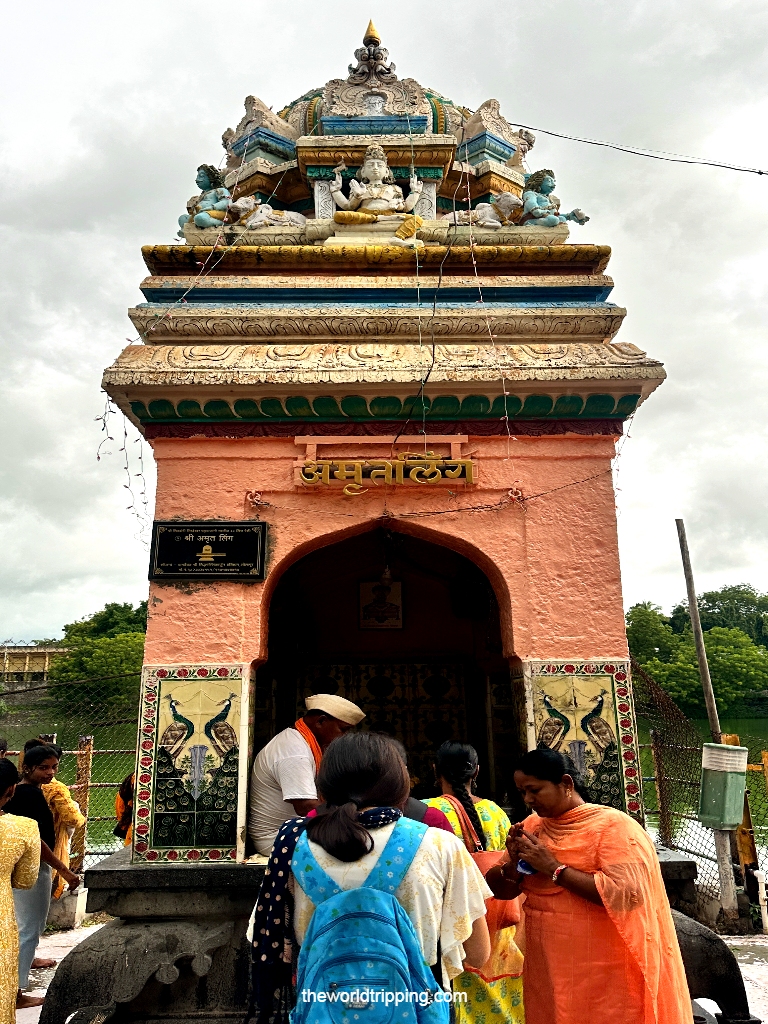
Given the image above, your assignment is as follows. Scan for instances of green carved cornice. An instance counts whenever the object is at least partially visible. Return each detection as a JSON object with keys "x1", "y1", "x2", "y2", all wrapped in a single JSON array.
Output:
[
  {"x1": 305, "y1": 166, "x2": 443, "y2": 181},
  {"x1": 129, "y1": 392, "x2": 640, "y2": 425}
]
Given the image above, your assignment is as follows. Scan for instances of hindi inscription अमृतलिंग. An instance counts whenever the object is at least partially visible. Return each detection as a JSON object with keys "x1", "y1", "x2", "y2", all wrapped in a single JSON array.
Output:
[
  {"x1": 149, "y1": 521, "x2": 267, "y2": 581},
  {"x1": 298, "y1": 453, "x2": 476, "y2": 495}
]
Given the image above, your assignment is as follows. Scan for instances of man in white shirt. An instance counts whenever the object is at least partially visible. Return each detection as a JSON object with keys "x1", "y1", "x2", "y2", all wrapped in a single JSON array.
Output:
[{"x1": 247, "y1": 693, "x2": 365, "y2": 855}]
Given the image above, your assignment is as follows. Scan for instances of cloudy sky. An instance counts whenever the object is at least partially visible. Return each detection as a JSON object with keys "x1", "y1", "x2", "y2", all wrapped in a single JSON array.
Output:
[{"x1": 1, "y1": 0, "x2": 766, "y2": 641}]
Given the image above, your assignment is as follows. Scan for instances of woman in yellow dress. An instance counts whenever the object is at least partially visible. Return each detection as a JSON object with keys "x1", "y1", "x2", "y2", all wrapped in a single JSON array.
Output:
[
  {"x1": 0, "y1": 758, "x2": 42, "y2": 1022},
  {"x1": 425, "y1": 741, "x2": 524, "y2": 1024}
]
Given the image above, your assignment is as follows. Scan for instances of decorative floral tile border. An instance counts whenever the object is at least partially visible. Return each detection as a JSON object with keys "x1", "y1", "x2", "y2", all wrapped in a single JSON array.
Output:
[
  {"x1": 132, "y1": 663, "x2": 251, "y2": 864},
  {"x1": 526, "y1": 660, "x2": 643, "y2": 822}
]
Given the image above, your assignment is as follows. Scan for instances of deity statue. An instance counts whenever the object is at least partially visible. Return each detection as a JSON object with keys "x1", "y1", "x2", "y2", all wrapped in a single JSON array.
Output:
[
  {"x1": 177, "y1": 165, "x2": 232, "y2": 237},
  {"x1": 442, "y1": 191, "x2": 522, "y2": 228},
  {"x1": 329, "y1": 143, "x2": 424, "y2": 243},
  {"x1": 520, "y1": 169, "x2": 588, "y2": 227},
  {"x1": 227, "y1": 195, "x2": 307, "y2": 230}
]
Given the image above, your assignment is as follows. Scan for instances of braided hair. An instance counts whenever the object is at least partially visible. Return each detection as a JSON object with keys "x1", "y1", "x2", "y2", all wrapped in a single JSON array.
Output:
[{"x1": 434, "y1": 741, "x2": 487, "y2": 850}]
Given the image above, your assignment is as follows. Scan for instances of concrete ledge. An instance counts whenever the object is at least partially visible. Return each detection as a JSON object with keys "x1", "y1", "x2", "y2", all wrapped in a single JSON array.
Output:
[
  {"x1": 47, "y1": 889, "x2": 88, "y2": 930},
  {"x1": 84, "y1": 849, "x2": 266, "y2": 919},
  {"x1": 657, "y1": 847, "x2": 699, "y2": 881}
]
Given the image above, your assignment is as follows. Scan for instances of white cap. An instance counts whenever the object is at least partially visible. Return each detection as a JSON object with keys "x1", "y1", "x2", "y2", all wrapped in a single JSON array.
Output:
[{"x1": 305, "y1": 694, "x2": 366, "y2": 726}]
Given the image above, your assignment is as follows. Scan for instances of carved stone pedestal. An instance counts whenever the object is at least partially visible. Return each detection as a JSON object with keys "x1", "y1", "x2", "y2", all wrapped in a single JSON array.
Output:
[
  {"x1": 40, "y1": 849, "x2": 265, "y2": 1024},
  {"x1": 325, "y1": 220, "x2": 423, "y2": 247}
]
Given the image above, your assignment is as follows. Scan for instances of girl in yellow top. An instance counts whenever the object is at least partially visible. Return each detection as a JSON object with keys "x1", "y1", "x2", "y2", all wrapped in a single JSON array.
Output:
[
  {"x1": 0, "y1": 758, "x2": 41, "y2": 1023},
  {"x1": 425, "y1": 741, "x2": 524, "y2": 1024}
]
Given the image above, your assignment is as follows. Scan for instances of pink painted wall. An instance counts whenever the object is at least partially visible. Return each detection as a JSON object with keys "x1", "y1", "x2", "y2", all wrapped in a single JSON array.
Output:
[{"x1": 144, "y1": 434, "x2": 629, "y2": 666}]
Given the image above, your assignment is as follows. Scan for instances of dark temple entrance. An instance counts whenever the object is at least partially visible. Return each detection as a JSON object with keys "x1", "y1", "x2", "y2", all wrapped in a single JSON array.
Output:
[{"x1": 252, "y1": 529, "x2": 525, "y2": 801}]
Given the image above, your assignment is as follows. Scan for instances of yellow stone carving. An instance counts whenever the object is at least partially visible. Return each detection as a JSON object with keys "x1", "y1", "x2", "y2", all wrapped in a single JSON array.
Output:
[
  {"x1": 141, "y1": 243, "x2": 613, "y2": 276},
  {"x1": 298, "y1": 455, "x2": 476, "y2": 495},
  {"x1": 363, "y1": 19, "x2": 381, "y2": 45}
]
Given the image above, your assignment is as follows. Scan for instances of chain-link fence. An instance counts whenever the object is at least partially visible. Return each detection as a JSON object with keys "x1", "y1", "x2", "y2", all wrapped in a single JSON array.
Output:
[
  {"x1": 5, "y1": 659, "x2": 768, "y2": 923},
  {"x1": 0, "y1": 674, "x2": 139, "y2": 871},
  {"x1": 632, "y1": 659, "x2": 768, "y2": 923}
]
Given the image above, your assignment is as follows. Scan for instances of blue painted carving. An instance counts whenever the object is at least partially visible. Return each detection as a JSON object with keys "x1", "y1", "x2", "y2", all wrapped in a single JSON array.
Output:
[
  {"x1": 520, "y1": 169, "x2": 589, "y2": 228},
  {"x1": 140, "y1": 284, "x2": 614, "y2": 304},
  {"x1": 229, "y1": 126, "x2": 296, "y2": 163},
  {"x1": 458, "y1": 131, "x2": 516, "y2": 166},
  {"x1": 177, "y1": 165, "x2": 231, "y2": 236},
  {"x1": 320, "y1": 115, "x2": 429, "y2": 136}
]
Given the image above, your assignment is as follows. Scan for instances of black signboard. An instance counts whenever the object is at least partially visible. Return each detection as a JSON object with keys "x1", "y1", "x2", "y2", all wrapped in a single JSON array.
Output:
[{"x1": 149, "y1": 521, "x2": 267, "y2": 581}]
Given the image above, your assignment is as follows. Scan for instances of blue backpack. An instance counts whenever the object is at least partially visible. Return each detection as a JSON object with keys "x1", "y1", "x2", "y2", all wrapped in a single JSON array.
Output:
[{"x1": 290, "y1": 817, "x2": 449, "y2": 1024}]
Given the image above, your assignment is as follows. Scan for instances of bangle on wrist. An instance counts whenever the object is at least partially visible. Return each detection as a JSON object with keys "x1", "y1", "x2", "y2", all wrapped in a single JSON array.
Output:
[{"x1": 552, "y1": 864, "x2": 568, "y2": 884}]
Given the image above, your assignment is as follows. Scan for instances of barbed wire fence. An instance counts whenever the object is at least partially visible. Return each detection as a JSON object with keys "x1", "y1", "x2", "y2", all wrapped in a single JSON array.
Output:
[{"x1": 0, "y1": 673, "x2": 140, "y2": 871}]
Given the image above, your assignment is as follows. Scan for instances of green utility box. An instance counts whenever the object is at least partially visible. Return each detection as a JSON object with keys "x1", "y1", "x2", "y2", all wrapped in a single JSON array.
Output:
[{"x1": 697, "y1": 742, "x2": 748, "y2": 829}]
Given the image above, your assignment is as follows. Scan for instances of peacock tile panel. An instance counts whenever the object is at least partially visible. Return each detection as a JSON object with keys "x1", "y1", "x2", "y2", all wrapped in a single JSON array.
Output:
[
  {"x1": 133, "y1": 663, "x2": 250, "y2": 863},
  {"x1": 527, "y1": 660, "x2": 642, "y2": 823}
]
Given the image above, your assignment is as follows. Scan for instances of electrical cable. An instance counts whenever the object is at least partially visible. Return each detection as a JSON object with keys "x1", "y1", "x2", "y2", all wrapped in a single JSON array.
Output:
[{"x1": 510, "y1": 123, "x2": 766, "y2": 177}]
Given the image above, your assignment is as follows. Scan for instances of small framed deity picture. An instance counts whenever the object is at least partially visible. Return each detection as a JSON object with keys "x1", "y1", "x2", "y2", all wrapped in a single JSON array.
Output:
[{"x1": 359, "y1": 581, "x2": 403, "y2": 629}]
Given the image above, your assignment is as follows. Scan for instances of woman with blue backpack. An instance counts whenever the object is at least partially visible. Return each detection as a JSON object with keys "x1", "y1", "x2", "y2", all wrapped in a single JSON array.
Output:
[{"x1": 251, "y1": 732, "x2": 492, "y2": 1024}]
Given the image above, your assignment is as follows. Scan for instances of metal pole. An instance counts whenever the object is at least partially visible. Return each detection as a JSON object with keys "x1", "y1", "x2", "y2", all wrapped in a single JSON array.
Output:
[
  {"x1": 69, "y1": 735, "x2": 93, "y2": 876},
  {"x1": 675, "y1": 518, "x2": 738, "y2": 920},
  {"x1": 676, "y1": 519, "x2": 721, "y2": 743}
]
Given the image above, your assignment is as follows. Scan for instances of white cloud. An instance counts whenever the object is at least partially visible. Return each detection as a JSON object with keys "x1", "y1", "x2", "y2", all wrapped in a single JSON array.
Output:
[{"x1": 1, "y1": 0, "x2": 767, "y2": 636}]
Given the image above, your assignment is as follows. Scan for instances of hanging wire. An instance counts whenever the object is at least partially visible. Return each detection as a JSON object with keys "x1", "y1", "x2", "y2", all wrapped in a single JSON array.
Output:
[{"x1": 511, "y1": 124, "x2": 766, "y2": 176}]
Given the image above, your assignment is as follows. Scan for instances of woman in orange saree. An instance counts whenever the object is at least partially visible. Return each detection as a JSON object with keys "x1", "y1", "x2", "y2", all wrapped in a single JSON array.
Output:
[{"x1": 486, "y1": 749, "x2": 692, "y2": 1024}]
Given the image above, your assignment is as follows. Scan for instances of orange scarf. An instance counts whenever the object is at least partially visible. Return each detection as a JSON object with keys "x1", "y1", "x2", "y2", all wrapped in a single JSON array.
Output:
[
  {"x1": 524, "y1": 804, "x2": 692, "y2": 1023},
  {"x1": 294, "y1": 718, "x2": 323, "y2": 774}
]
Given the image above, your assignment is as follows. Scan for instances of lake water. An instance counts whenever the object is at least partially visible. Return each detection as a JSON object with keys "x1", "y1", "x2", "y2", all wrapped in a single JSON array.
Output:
[{"x1": 692, "y1": 719, "x2": 768, "y2": 748}]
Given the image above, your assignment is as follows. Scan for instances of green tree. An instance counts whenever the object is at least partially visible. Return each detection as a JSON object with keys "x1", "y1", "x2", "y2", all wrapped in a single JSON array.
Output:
[
  {"x1": 61, "y1": 601, "x2": 148, "y2": 642},
  {"x1": 670, "y1": 585, "x2": 768, "y2": 647},
  {"x1": 643, "y1": 627, "x2": 768, "y2": 716},
  {"x1": 48, "y1": 632, "x2": 145, "y2": 707},
  {"x1": 626, "y1": 602, "x2": 681, "y2": 662}
]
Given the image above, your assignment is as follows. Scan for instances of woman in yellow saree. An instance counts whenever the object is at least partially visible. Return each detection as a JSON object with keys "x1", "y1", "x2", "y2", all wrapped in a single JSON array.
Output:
[
  {"x1": 486, "y1": 748, "x2": 692, "y2": 1024},
  {"x1": 425, "y1": 741, "x2": 524, "y2": 1024}
]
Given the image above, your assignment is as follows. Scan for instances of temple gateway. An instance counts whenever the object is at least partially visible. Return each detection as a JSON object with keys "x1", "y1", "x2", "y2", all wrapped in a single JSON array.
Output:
[{"x1": 42, "y1": 24, "x2": 665, "y2": 1024}]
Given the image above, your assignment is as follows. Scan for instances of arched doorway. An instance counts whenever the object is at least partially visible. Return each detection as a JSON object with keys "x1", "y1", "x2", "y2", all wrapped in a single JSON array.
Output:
[{"x1": 252, "y1": 528, "x2": 525, "y2": 802}]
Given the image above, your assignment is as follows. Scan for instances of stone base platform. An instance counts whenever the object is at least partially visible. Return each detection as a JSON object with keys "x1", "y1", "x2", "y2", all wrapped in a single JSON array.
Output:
[{"x1": 40, "y1": 849, "x2": 265, "y2": 1024}]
